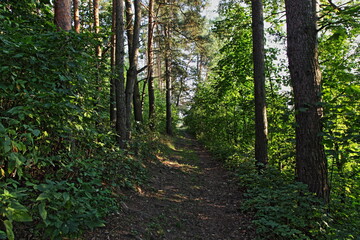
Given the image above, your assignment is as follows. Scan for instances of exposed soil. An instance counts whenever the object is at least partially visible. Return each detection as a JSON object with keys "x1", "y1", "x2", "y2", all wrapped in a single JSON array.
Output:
[{"x1": 86, "y1": 133, "x2": 255, "y2": 240}]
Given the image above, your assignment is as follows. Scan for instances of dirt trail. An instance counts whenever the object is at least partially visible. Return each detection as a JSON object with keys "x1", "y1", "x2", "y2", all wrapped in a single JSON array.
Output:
[{"x1": 87, "y1": 133, "x2": 254, "y2": 240}]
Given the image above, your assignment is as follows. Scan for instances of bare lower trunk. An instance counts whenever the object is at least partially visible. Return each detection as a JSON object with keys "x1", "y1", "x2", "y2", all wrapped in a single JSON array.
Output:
[
  {"x1": 285, "y1": 0, "x2": 329, "y2": 202},
  {"x1": 251, "y1": 0, "x2": 268, "y2": 168},
  {"x1": 73, "y1": 0, "x2": 80, "y2": 33},
  {"x1": 94, "y1": 0, "x2": 102, "y2": 57},
  {"x1": 133, "y1": 81, "x2": 143, "y2": 122},
  {"x1": 165, "y1": 57, "x2": 172, "y2": 135},
  {"x1": 115, "y1": 0, "x2": 127, "y2": 148},
  {"x1": 110, "y1": 0, "x2": 116, "y2": 124},
  {"x1": 148, "y1": 0, "x2": 155, "y2": 129},
  {"x1": 165, "y1": 24, "x2": 172, "y2": 136},
  {"x1": 125, "y1": 0, "x2": 141, "y2": 139},
  {"x1": 54, "y1": 0, "x2": 71, "y2": 31}
]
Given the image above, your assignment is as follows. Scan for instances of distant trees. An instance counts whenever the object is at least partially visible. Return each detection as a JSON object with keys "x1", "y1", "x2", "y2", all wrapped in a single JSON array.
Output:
[
  {"x1": 107, "y1": 0, "x2": 206, "y2": 141},
  {"x1": 49, "y1": 0, "x2": 206, "y2": 144}
]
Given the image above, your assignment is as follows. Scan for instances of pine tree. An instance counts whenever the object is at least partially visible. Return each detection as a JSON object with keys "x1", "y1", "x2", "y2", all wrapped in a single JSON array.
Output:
[{"x1": 285, "y1": 0, "x2": 329, "y2": 202}]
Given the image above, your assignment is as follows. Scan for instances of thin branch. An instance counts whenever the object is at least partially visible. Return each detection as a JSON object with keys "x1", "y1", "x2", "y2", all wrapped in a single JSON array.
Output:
[{"x1": 137, "y1": 65, "x2": 148, "y2": 74}]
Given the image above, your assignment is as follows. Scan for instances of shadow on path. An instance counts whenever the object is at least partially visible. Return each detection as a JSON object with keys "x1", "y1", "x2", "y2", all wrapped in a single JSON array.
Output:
[{"x1": 86, "y1": 132, "x2": 254, "y2": 240}]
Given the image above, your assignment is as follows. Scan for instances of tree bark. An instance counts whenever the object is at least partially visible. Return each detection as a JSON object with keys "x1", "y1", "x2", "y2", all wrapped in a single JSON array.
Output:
[
  {"x1": 115, "y1": 0, "x2": 127, "y2": 148},
  {"x1": 251, "y1": 0, "x2": 268, "y2": 168},
  {"x1": 73, "y1": 0, "x2": 80, "y2": 33},
  {"x1": 125, "y1": 0, "x2": 141, "y2": 138},
  {"x1": 110, "y1": 0, "x2": 117, "y2": 124},
  {"x1": 164, "y1": 24, "x2": 172, "y2": 135},
  {"x1": 88, "y1": 0, "x2": 93, "y2": 31},
  {"x1": 285, "y1": 0, "x2": 329, "y2": 202},
  {"x1": 148, "y1": 0, "x2": 156, "y2": 129},
  {"x1": 94, "y1": 0, "x2": 102, "y2": 57},
  {"x1": 54, "y1": 0, "x2": 72, "y2": 31},
  {"x1": 133, "y1": 81, "x2": 143, "y2": 122}
]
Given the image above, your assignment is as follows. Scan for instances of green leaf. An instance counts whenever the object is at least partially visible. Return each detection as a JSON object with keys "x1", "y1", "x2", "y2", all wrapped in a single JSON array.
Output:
[
  {"x1": 7, "y1": 201, "x2": 32, "y2": 222},
  {"x1": 0, "y1": 230, "x2": 7, "y2": 239},
  {"x1": 7, "y1": 106, "x2": 25, "y2": 115},
  {"x1": 36, "y1": 192, "x2": 51, "y2": 201},
  {"x1": 38, "y1": 202, "x2": 47, "y2": 221},
  {"x1": 34, "y1": 182, "x2": 54, "y2": 191},
  {"x1": 8, "y1": 201, "x2": 27, "y2": 212},
  {"x1": 31, "y1": 129, "x2": 41, "y2": 137},
  {"x1": 2, "y1": 136, "x2": 11, "y2": 153},
  {"x1": 11, "y1": 210, "x2": 32, "y2": 222},
  {"x1": 7, "y1": 153, "x2": 20, "y2": 174},
  {"x1": 0, "y1": 123, "x2": 5, "y2": 134},
  {"x1": 62, "y1": 192, "x2": 70, "y2": 202},
  {"x1": 13, "y1": 53, "x2": 24, "y2": 58},
  {"x1": 3, "y1": 220, "x2": 14, "y2": 240}
]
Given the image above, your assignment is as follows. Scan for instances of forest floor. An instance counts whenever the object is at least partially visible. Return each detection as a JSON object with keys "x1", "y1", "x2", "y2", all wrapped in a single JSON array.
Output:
[{"x1": 86, "y1": 131, "x2": 255, "y2": 240}]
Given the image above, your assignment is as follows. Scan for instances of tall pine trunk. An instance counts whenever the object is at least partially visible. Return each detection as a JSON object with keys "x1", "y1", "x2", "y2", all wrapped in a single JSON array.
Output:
[
  {"x1": 147, "y1": 0, "x2": 156, "y2": 129},
  {"x1": 110, "y1": 0, "x2": 117, "y2": 124},
  {"x1": 133, "y1": 81, "x2": 143, "y2": 122},
  {"x1": 54, "y1": 0, "x2": 71, "y2": 31},
  {"x1": 73, "y1": 0, "x2": 80, "y2": 33},
  {"x1": 93, "y1": 0, "x2": 102, "y2": 57},
  {"x1": 251, "y1": 0, "x2": 268, "y2": 168},
  {"x1": 164, "y1": 23, "x2": 172, "y2": 136},
  {"x1": 285, "y1": 0, "x2": 329, "y2": 202},
  {"x1": 115, "y1": 0, "x2": 127, "y2": 148},
  {"x1": 125, "y1": 0, "x2": 141, "y2": 138}
]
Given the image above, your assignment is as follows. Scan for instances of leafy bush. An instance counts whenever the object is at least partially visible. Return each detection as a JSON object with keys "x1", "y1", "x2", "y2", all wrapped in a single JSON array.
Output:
[
  {"x1": 0, "y1": 4, "x2": 148, "y2": 238},
  {"x1": 33, "y1": 178, "x2": 114, "y2": 239},
  {"x1": 226, "y1": 155, "x2": 331, "y2": 240},
  {"x1": 0, "y1": 186, "x2": 32, "y2": 240}
]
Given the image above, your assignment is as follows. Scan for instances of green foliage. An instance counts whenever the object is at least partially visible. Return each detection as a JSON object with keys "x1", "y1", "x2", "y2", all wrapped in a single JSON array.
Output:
[
  {"x1": 0, "y1": 187, "x2": 32, "y2": 240},
  {"x1": 319, "y1": 18, "x2": 360, "y2": 239},
  {"x1": 186, "y1": 2, "x2": 295, "y2": 166},
  {"x1": 227, "y1": 155, "x2": 330, "y2": 240},
  {"x1": 0, "y1": 2, "x2": 148, "y2": 238},
  {"x1": 33, "y1": 178, "x2": 112, "y2": 239},
  {"x1": 188, "y1": 0, "x2": 359, "y2": 239},
  {"x1": 186, "y1": 3, "x2": 255, "y2": 158}
]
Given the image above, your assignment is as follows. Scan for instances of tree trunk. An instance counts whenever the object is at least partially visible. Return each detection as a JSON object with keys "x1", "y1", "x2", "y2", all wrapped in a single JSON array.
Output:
[
  {"x1": 125, "y1": 0, "x2": 141, "y2": 139},
  {"x1": 164, "y1": 24, "x2": 172, "y2": 136},
  {"x1": 88, "y1": 0, "x2": 93, "y2": 31},
  {"x1": 148, "y1": 0, "x2": 156, "y2": 129},
  {"x1": 285, "y1": 0, "x2": 329, "y2": 202},
  {"x1": 133, "y1": 81, "x2": 143, "y2": 122},
  {"x1": 110, "y1": 0, "x2": 116, "y2": 124},
  {"x1": 115, "y1": 0, "x2": 127, "y2": 148},
  {"x1": 251, "y1": 0, "x2": 268, "y2": 168},
  {"x1": 73, "y1": 0, "x2": 80, "y2": 33},
  {"x1": 54, "y1": 0, "x2": 71, "y2": 31},
  {"x1": 93, "y1": 0, "x2": 102, "y2": 57}
]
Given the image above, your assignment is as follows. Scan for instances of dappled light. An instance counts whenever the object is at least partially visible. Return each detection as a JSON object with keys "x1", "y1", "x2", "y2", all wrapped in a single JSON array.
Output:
[
  {"x1": 87, "y1": 133, "x2": 254, "y2": 239},
  {"x1": 1, "y1": 0, "x2": 358, "y2": 239}
]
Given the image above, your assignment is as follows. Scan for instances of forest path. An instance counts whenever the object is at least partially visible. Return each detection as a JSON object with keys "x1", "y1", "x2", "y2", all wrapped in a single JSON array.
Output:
[{"x1": 87, "y1": 131, "x2": 254, "y2": 240}]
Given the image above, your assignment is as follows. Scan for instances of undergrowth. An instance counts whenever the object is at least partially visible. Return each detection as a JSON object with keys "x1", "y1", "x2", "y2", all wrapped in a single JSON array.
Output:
[
  {"x1": 0, "y1": 18, "x2": 151, "y2": 238},
  {"x1": 226, "y1": 155, "x2": 330, "y2": 240}
]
